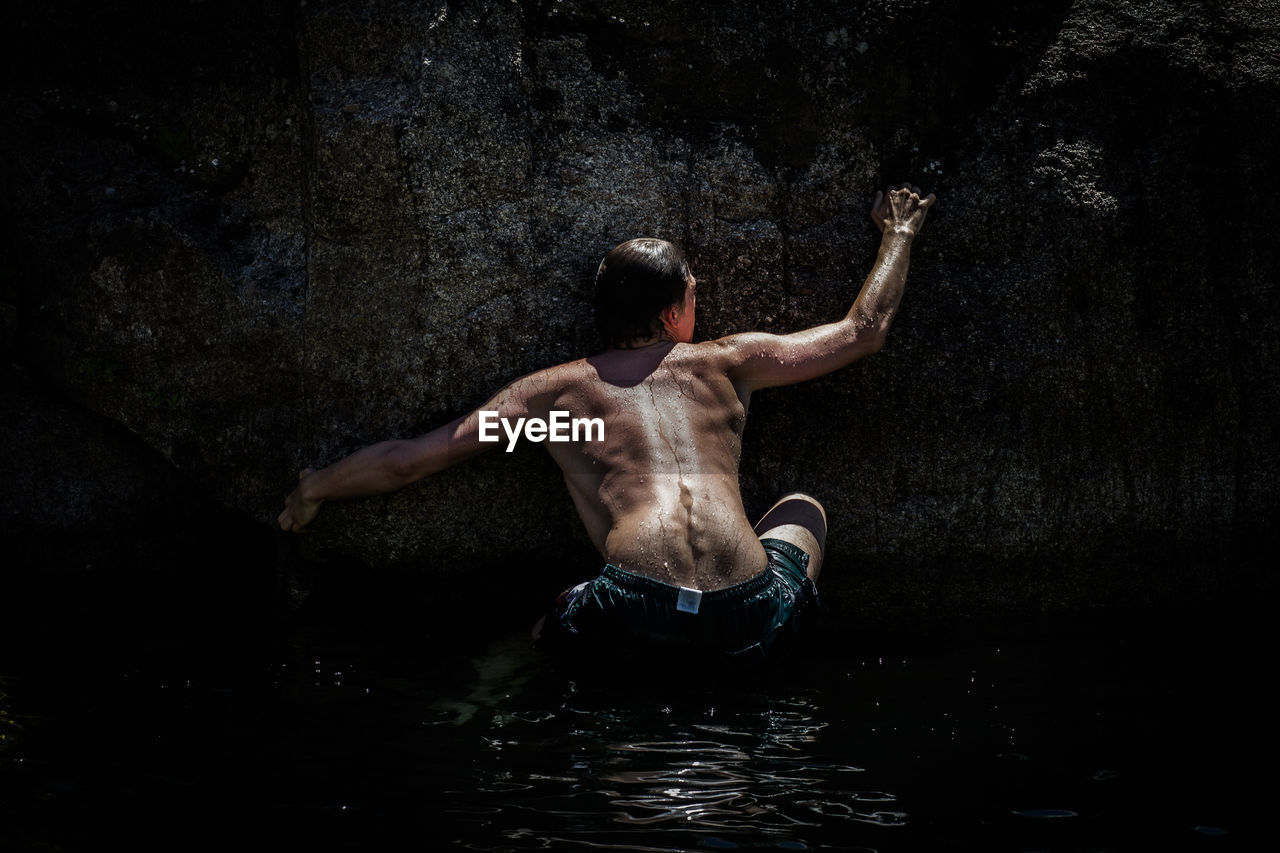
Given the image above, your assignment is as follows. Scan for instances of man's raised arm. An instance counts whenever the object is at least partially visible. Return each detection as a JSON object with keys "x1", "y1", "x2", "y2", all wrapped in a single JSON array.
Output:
[
  {"x1": 722, "y1": 185, "x2": 934, "y2": 391},
  {"x1": 277, "y1": 375, "x2": 542, "y2": 532}
]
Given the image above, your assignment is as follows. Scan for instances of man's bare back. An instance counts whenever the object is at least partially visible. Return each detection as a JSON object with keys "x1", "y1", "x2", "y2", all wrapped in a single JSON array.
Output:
[
  {"x1": 279, "y1": 187, "x2": 934, "y2": 604},
  {"x1": 533, "y1": 341, "x2": 766, "y2": 590}
]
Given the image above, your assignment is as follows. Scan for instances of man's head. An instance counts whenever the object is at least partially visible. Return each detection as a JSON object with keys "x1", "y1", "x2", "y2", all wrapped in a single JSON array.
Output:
[{"x1": 594, "y1": 238, "x2": 695, "y2": 347}]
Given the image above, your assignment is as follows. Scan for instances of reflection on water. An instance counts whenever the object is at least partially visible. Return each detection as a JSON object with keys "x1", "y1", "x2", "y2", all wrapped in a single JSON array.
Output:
[
  {"x1": 404, "y1": 636, "x2": 911, "y2": 848},
  {"x1": 522, "y1": 708, "x2": 882, "y2": 839},
  {"x1": 0, "y1": 622, "x2": 1269, "y2": 851}
]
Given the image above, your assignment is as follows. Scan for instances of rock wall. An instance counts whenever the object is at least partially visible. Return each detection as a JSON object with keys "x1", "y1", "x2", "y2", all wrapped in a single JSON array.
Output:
[{"x1": 4, "y1": 0, "x2": 1277, "y2": 631}]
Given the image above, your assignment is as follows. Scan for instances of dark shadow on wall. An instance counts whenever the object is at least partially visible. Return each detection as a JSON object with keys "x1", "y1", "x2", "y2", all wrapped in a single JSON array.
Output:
[{"x1": 524, "y1": 0, "x2": 1074, "y2": 174}]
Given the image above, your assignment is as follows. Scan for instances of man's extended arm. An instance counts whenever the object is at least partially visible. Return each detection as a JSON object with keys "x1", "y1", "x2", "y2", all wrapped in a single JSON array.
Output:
[
  {"x1": 277, "y1": 376, "x2": 542, "y2": 532},
  {"x1": 722, "y1": 185, "x2": 934, "y2": 391}
]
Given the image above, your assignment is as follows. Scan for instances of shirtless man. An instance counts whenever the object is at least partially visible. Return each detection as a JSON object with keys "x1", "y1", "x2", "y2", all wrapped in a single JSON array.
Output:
[{"x1": 279, "y1": 186, "x2": 933, "y2": 666}]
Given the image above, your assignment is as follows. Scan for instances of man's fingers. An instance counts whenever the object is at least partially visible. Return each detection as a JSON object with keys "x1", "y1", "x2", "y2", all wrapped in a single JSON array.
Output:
[
  {"x1": 278, "y1": 511, "x2": 308, "y2": 534},
  {"x1": 881, "y1": 184, "x2": 935, "y2": 222}
]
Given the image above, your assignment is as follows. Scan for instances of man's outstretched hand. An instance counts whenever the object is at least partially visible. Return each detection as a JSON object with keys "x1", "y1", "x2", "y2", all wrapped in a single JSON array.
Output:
[
  {"x1": 871, "y1": 185, "x2": 935, "y2": 236},
  {"x1": 278, "y1": 468, "x2": 322, "y2": 533}
]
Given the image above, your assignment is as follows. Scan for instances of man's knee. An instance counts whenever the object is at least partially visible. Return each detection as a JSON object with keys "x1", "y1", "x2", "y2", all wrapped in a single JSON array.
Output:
[
  {"x1": 754, "y1": 492, "x2": 827, "y2": 547},
  {"x1": 778, "y1": 492, "x2": 826, "y2": 522}
]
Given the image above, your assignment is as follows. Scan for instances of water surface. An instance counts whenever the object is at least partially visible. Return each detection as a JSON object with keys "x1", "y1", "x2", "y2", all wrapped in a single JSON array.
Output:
[{"x1": 1, "y1": 620, "x2": 1268, "y2": 850}]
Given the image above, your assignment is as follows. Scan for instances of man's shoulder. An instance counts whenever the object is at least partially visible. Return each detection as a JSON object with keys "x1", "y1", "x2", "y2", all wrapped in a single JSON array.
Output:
[
  {"x1": 515, "y1": 357, "x2": 594, "y2": 393},
  {"x1": 683, "y1": 334, "x2": 768, "y2": 368}
]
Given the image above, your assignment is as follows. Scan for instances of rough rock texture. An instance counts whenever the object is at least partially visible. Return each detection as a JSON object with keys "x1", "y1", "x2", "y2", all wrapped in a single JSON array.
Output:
[{"x1": 4, "y1": 0, "x2": 1277, "y2": 631}]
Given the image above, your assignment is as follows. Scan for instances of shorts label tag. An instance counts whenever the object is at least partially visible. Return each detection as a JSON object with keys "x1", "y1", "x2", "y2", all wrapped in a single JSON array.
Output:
[{"x1": 676, "y1": 587, "x2": 702, "y2": 615}]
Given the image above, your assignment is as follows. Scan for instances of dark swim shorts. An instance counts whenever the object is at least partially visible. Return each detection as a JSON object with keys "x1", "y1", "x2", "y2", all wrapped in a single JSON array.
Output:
[{"x1": 538, "y1": 538, "x2": 820, "y2": 668}]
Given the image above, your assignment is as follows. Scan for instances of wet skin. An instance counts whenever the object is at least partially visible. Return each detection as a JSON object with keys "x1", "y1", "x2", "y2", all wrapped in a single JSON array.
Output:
[
  {"x1": 279, "y1": 187, "x2": 934, "y2": 590},
  {"x1": 531, "y1": 339, "x2": 764, "y2": 589}
]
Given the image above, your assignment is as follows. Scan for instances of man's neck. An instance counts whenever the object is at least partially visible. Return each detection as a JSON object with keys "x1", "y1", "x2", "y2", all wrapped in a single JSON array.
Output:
[{"x1": 610, "y1": 333, "x2": 677, "y2": 351}]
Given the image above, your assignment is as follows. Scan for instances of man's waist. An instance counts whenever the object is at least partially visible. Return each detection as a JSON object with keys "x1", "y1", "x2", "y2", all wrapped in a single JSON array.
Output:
[{"x1": 599, "y1": 563, "x2": 773, "y2": 601}]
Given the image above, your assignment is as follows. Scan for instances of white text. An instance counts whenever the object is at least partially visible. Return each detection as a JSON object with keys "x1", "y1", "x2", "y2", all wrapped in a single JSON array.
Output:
[{"x1": 478, "y1": 410, "x2": 605, "y2": 452}]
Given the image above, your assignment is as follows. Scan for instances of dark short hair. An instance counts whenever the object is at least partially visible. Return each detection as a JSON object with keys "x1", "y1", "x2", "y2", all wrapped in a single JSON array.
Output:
[{"x1": 593, "y1": 238, "x2": 690, "y2": 345}]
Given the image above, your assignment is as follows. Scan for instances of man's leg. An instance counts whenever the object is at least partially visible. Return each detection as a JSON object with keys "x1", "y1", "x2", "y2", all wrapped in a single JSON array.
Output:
[{"x1": 753, "y1": 492, "x2": 827, "y2": 581}]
